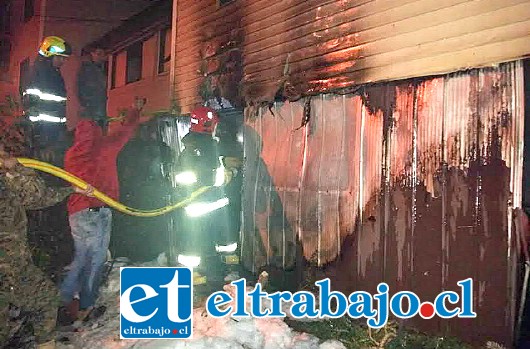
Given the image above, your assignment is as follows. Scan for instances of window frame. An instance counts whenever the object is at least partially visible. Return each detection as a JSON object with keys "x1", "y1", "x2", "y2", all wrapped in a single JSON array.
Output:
[
  {"x1": 218, "y1": 0, "x2": 234, "y2": 6},
  {"x1": 18, "y1": 57, "x2": 30, "y2": 93},
  {"x1": 23, "y1": 0, "x2": 34, "y2": 22},
  {"x1": 110, "y1": 53, "x2": 118, "y2": 89},
  {"x1": 125, "y1": 41, "x2": 143, "y2": 84},
  {"x1": 157, "y1": 26, "x2": 171, "y2": 75},
  {"x1": 0, "y1": 39, "x2": 11, "y2": 72},
  {"x1": 0, "y1": 0, "x2": 11, "y2": 33}
]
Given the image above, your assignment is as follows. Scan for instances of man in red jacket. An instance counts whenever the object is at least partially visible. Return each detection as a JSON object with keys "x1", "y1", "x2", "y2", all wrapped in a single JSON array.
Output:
[{"x1": 59, "y1": 98, "x2": 148, "y2": 322}]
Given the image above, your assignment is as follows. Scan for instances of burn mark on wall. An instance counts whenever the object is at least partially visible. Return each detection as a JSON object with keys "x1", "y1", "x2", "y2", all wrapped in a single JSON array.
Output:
[
  {"x1": 199, "y1": 18, "x2": 244, "y2": 109},
  {"x1": 361, "y1": 84, "x2": 396, "y2": 119},
  {"x1": 242, "y1": 62, "x2": 523, "y2": 346}
]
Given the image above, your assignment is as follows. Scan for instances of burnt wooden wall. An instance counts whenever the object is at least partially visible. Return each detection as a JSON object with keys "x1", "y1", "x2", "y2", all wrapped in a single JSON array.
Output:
[{"x1": 172, "y1": 0, "x2": 530, "y2": 112}]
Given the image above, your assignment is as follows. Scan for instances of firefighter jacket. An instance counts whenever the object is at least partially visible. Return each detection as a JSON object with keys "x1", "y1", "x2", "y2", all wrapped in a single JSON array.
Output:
[
  {"x1": 174, "y1": 132, "x2": 231, "y2": 207},
  {"x1": 178, "y1": 132, "x2": 220, "y2": 186},
  {"x1": 24, "y1": 57, "x2": 67, "y2": 120}
]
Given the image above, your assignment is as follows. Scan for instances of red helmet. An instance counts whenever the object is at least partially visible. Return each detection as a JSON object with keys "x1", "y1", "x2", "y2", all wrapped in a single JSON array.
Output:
[{"x1": 190, "y1": 106, "x2": 219, "y2": 134}]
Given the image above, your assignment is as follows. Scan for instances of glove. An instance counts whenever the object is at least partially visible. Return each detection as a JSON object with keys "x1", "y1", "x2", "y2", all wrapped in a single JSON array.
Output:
[
  {"x1": 223, "y1": 168, "x2": 238, "y2": 185},
  {"x1": 223, "y1": 169, "x2": 233, "y2": 185},
  {"x1": 0, "y1": 155, "x2": 18, "y2": 170}
]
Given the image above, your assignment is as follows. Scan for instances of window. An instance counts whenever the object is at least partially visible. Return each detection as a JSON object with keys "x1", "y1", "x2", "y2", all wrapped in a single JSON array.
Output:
[
  {"x1": 111, "y1": 53, "x2": 117, "y2": 89},
  {"x1": 0, "y1": 1, "x2": 11, "y2": 33},
  {"x1": 19, "y1": 57, "x2": 30, "y2": 93},
  {"x1": 0, "y1": 39, "x2": 11, "y2": 71},
  {"x1": 24, "y1": 0, "x2": 34, "y2": 21},
  {"x1": 126, "y1": 41, "x2": 143, "y2": 84},
  {"x1": 158, "y1": 27, "x2": 171, "y2": 74}
]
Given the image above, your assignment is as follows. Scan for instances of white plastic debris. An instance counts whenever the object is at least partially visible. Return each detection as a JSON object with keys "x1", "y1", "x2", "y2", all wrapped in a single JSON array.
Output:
[
  {"x1": 485, "y1": 342, "x2": 507, "y2": 349},
  {"x1": 319, "y1": 340, "x2": 347, "y2": 349},
  {"x1": 224, "y1": 271, "x2": 240, "y2": 282},
  {"x1": 156, "y1": 252, "x2": 168, "y2": 266},
  {"x1": 258, "y1": 271, "x2": 269, "y2": 288}
]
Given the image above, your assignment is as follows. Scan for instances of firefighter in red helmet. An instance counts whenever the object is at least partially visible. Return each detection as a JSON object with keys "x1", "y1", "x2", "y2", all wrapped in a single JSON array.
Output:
[
  {"x1": 190, "y1": 106, "x2": 219, "y2": 134},
  {"x1": 171, "y1": 106, "x2": 240, "y2": 284}
]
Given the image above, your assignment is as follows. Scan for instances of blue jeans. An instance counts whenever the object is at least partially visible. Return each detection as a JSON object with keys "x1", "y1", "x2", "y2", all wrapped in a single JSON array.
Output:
[{"x1": 60, "y1": 208, "x2": 112, "y2": 309}]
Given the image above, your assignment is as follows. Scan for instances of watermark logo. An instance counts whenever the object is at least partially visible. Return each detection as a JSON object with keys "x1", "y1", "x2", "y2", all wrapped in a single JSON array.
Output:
[
  {"x1": 119, "y1": 267, "x2": 476, "y2": 339},
  {"x1": 206, "y1": 278, "x2": 477, "y2": 328},
  {"x1": 120, "y1": 267, "x2": 193, "y2": 339}
]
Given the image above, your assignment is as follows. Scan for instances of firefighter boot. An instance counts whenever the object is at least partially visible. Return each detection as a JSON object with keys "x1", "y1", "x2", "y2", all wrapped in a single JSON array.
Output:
[
  {"x1": 221, "y1": 253, "x2": 239, "y2": 266},
  {"x1": 217, "y1": 245, "x2": 240, "y2": 282},
  {"x1": 175, "y1": 253, "x2": 207, "y2": 284},
  {"x1": 193, "y1": 271, "x2": 207, "y2": 285},
  {"x1": 216, "y1": 241, "x2": 239, "y2": 266}
]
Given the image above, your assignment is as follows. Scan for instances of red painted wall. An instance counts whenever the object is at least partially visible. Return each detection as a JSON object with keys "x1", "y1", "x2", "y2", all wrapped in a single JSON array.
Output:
[
  {"x1": 0, "y1": 0, "x2": 43, "y2": 104},
  {"x1": 1, "y1": 0, "x2": 152, "y2": 124},
  {"x1": 107, "y1": 33, "x2": 170, "y2": 118}
]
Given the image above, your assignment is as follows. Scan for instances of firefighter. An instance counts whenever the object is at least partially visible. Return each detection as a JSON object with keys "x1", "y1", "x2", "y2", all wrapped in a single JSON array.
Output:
[
  {"x1": 22, "y1": 36, "x2": 72, "y2": 123},
  {"x1": 214, "y1": 111, "x2": 243, "y2": 269},
  {"x1": 172, "y1": 107, "x2": 239, "y2": 284}
]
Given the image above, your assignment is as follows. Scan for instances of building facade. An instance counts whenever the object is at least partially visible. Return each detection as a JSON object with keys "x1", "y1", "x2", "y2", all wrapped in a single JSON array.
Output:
[
  {"x1": 6, "y1": 0, "x2": 527, "y2": 345},
  {"x1": 87, "y1": 0, "x2": 173, "y2": 120},
  {"x1": 0, "y1": 0, "x2": 152, "y2": 120},
  {"x1": 165, "y1": 0, "x2": 530, "y2": 346}
]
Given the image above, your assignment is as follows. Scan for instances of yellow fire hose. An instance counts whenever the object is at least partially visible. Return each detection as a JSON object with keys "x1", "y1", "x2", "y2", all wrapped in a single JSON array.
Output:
[{"x1": 16, "y1": 158, "x2": 213, "y2": 217}]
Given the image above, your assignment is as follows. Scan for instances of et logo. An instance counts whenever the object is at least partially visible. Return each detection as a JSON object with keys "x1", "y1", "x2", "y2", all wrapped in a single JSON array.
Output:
[{"x1": 120, "y1": 267, "x2": 193, "y2": 339}]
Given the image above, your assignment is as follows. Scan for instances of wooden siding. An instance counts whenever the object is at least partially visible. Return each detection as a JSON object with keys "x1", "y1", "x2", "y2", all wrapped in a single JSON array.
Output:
[{"x1": 172, "y1": 0, "x2": 530, "y2": 113}]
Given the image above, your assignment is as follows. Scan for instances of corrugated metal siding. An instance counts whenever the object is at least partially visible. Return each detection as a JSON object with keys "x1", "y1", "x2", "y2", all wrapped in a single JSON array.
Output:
[
  {"x1": 172, "y1": 0, "x2": 530, "y2": 112},
  {"x1": 241, "y1": 61, "x2": 524, "y2": 345}
]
